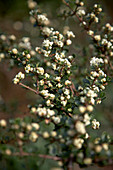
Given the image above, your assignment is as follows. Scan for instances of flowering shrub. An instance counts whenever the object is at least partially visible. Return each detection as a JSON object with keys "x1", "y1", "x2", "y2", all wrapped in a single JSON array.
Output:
[{"x1": 0, "y1": 0, "x2": 113, "y2": 169}]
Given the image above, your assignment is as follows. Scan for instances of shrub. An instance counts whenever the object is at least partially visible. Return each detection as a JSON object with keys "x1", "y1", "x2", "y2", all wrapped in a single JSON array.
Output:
[{"x1": 0, "y1": 0, "x2": 113, "y2": 169}]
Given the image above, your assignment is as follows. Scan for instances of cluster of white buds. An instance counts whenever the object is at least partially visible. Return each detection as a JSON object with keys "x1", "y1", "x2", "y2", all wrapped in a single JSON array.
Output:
[
  {"x1": 89, "y1": 12, "x2": 99, "y2": 23},
  {"x1": 29, "y1": 131, "x2": 39, "y2": 142},
  {"x1": 101, "y1": 38, "x2": 112, "y2": 49},
  {"x1": 25, "y1": 64, "x2": 34, "y2": 73},
  {"x1": 42, "y1": 27, "x2": 53, "y2": 36},
  {"x1": 73, "y1": 138, "x2": 84, "y2": 149},
  {"x1": 94, "y1": 35, "x2": 101, "y2": 41},
  {"x1": 104, "y1": 23, "x2": 113, "y2": 32},
  {"x1": 90, "y1": 57, "x2": 104, "y2": 67},
  {"x1": 18, "y1": 37, "x2": 31, "y2": 50},
  {"x1": 82, "y1": 87, "x2": 97, "y2": 105},
  {"x1": 36, "y1": 66, "x2": 44, "y2": 75},
  {"x1": 92, "y1": 119, "x2": 100, "y2": 129},
  {"x1": 13, "y1": 72, "x2": 25, "y2": 84},
  {"x1": 66, "y1": 31, "x2": 75, "y2": 38},
  {"x1": 83, "y1": 113, "x2": 91, "y2": 126},
  {"x1": 52, "y1": 116, "x2": 61, "y2": 124},
  {"x1": 34, "y1": 107, "x2": 56, "y2": 118},
  {"x1": 37, "y1": 14, "x2": 49, "y2": 25},
  {"x1": 77, "y1": 9, "x2": 85, "y2": 17},
  {"x1": 40, "y1": 90, "x2": 55, "y2": 101},
  {"x1": 42, "y1": 39, "x2": 53, "y2": 50}
]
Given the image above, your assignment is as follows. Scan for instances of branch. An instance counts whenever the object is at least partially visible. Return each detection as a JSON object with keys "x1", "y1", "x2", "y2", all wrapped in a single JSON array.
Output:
[
  {"x1": 19, "y1": 82, "x2": 39, "y2": 94},
  {"x1": 13, "y1": 152, "x2": 61, "y2": 161}
]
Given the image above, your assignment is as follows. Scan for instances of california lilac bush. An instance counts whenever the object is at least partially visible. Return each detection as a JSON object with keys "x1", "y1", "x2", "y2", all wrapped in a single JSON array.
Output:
[{"x1": 0, "y1": 0, "x2": 113, "y2": 169}]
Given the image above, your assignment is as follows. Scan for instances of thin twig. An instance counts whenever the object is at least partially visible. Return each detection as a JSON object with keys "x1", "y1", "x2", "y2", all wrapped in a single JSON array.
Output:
[
  {"x1": 19, "y1": 82, "x2": 39, "y2": 94},
  {"x1": 13, "y1": 152, "x2": 61, "y2": 161}
]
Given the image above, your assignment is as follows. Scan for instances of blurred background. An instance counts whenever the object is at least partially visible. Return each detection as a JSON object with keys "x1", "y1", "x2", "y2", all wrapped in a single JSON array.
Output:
[{"x1": 0, "y1": 0, "x2": 113, "y2": 170}]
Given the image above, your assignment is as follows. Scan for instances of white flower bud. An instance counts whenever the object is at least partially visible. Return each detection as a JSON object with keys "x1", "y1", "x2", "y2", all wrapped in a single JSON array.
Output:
[
  {"x1": 0, "y1": 119, "x2": 7, "y2": 127},
  {"x1": 12, "y1": 48, "x2": 18, "y2": 54}
]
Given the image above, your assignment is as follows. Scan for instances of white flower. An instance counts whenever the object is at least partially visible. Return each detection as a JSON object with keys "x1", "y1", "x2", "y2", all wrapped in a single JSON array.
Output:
[
  {"x1": 87, "y1": 30, "x2": 94, "y2": 36},
  {"x1": 64, "y1": 59, "x2": 71, "y2": 68},
  {"x1": 43, "y1": 131, "x2": 50, "y2": 138},
  {"x1": 0, "y1": 119, "x2": 7, "y2": 127},
  {"x1": 77, "y1": 9, "x2": 85, "y2": 16},
  {"x1": 37, "y1": 67, "x2": 44, "y2": 75},
  {"x1": 101, "y1": 39, "x2": 108, "y2": 45},
  {"x1": 9, "y1": 35, "x2": 16, "y2": 41},
  {"x1": 52, "y1": 63, "x2": 57, "y2": 70},
  {"x1": 64, "y1": 89, "x2": 70, "y2": 95},
  {"x1": 61, "y1": 100, "x2": 67, "y2": 106},
  {"x1": 49, "y1": 94, "x2": 55, "y2": 100},
  {"x1": 65, "y1": 80, "x2": 71, "y2": 85},
  {"x1": 43, "y1": 39, "x2": 53, "y2": 49},
  {"x1": 84, "y1": 113, "x2": 90, "y2": 126},
  {"x1": 42, "y1": 27, "x2": 53, "y2": 36},
  {"x1": 73, "y1": 138, "x2": 84, "y2": 149},
  {"x1": 40, "y1": 90, "x2": 49, "y2": 97},
  {"x1": 39, "y1": 80, "x2": 44, "y2": 86},
  {"x1": 12, "y1": 48, "x2": 18, "y2": 54},
  {"x1": 31, "y1": 123, "x2": 40, "y2": 130},
  {"x1": 94, "y1": 35, "x2": 101, "y2": 41},
  {"x1": 101, "y1": 78, "x2": 106, "y2": 83},
  {"x1": 57, "y1": 83, "x2": 62, "y2": 88},
  {"x1": 87, "y1": 89, "x2": 97, "y2": 98},
  {"x1": 100, "y1": 85, "x2": 105, "y2": 90},
  {"x1": 47, "y1": 81, "x2": 52, "y2": 87},
  {"x1": 0, "y1": 34, "x2": 6, "y2": 40},
  {"x1": 92, "y1": 119, "x2": 100, "y2": 129},
  {"x1": 91, "y1": 71, "x2": 99, "y2": 77},
  {"x1": 13, "y1": 72, "x2": 25, "y2": 84},
  {"x1": 52, "y1": 116, "x2": 61, "y2": 124},
  {"x1": 60, "y1": 96, "x2": 65, "y2": 101},
  {"x1": 87, "y1": 105, "x2": 93, "y2": 112},
  {"x1": 66, "y1": 39, "x2": 72, "y2": 45},
  {"x1": 55, "y1": 77, "x2": 61, "y2": 82},
  {"x1": 46, "y1": 100, "x2": 51, "y2": 106},
  {"x1": 37, "y1": 14, "x2": 49, "y2": 25},
  {"x1": 84, "y1": 158, "x2": 92, "y2": 165},
  {"x1": 66, "y1": 31, "x2": 75, "y2": 38},
  {"x1": 75, "y1": 121, "x2": 86, "y2": 134},
  {"x1": 0, "y1": 53, "x2": 5, "y2": 61},
  {"x1": 37, "y1": 107, "x2": 47, "y2": 116},
  {"x1": 90, "y1": 57, "x2": 104, "y2": 66},
  {"x1": 47, "y1": 109, "x2": 55, "y2": 117},
  {"x1": 29, "y1": 132, "x2": 38, "y2": 142},
  {"x1": 95, "y1": 17, "x2": 99, "y2": 23},
  {"x1": 25, "y1": 64, "x2": 33, "y2": 73},
  {"x1": 90, "y1": 97, "x2": 95, "y2": 105},
  {"x1": 79, "y1": 106, "x2": 86, "y2": 113},
  {"x1": 66, "y1": 95, "x2": 70, "y2": 99},
  {"x1": 45, "y1": 73, "x2": 50, "y2": 78},
  {"x1": 13, "y1": 78, "x2": 19, "y2": 84}
]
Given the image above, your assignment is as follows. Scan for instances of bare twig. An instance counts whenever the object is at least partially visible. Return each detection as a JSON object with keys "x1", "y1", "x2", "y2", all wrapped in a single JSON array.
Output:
[
  {"x1": 13, "y1": 152, "x2": 61, "y2": 161},
  {"x1": 19, "y1": 82, "x2": 39, "y2": 94}
]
